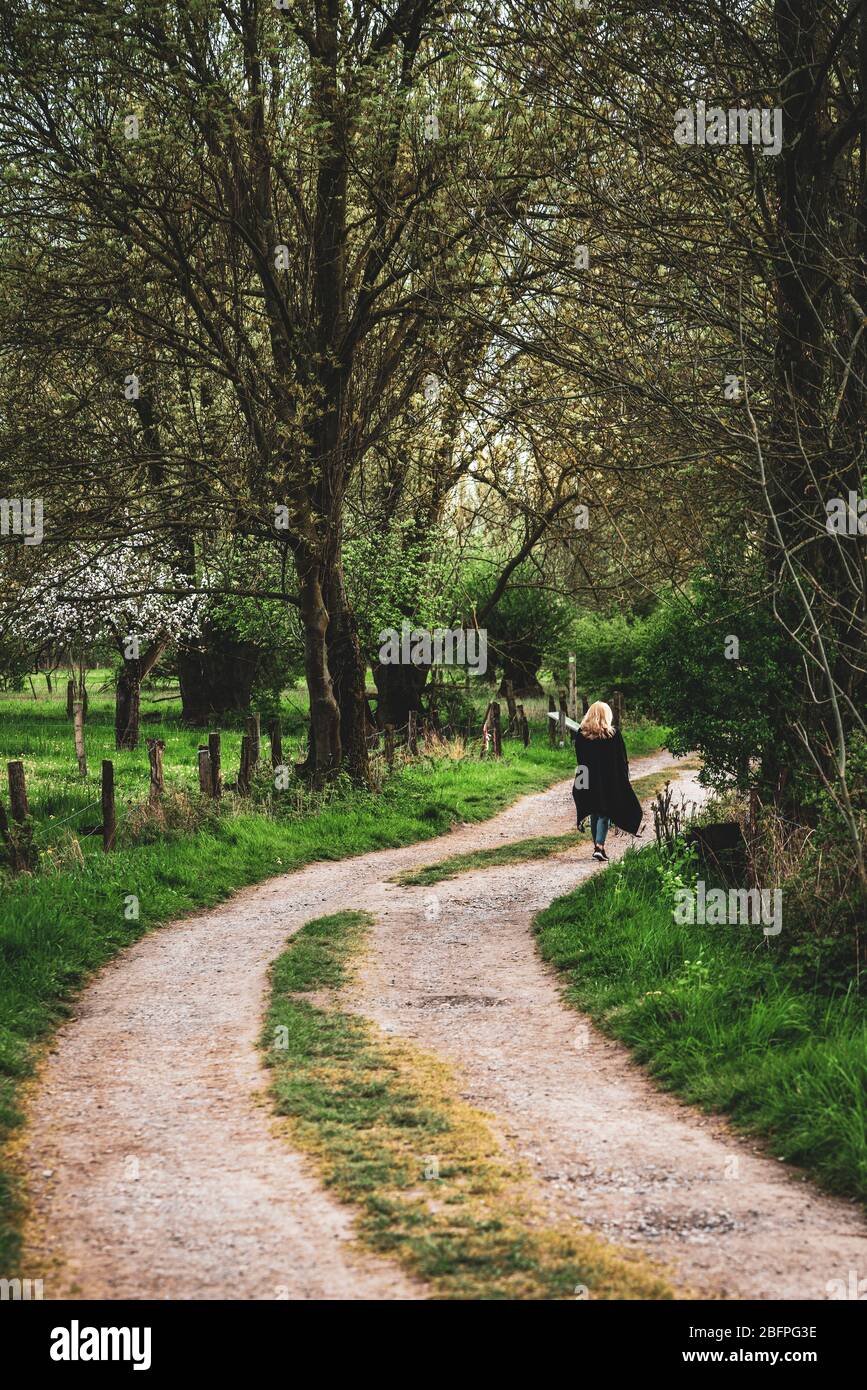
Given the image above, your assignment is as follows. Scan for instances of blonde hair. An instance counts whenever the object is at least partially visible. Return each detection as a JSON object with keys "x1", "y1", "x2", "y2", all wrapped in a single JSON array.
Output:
[{"x1": 579, "y1": 701, "x2": 615, "y2": 738}]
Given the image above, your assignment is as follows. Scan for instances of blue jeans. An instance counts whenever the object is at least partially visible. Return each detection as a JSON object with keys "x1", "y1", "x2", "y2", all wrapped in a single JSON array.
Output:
[{"x1": 590, "y1": 814, "x2": 610, "y2": 845}]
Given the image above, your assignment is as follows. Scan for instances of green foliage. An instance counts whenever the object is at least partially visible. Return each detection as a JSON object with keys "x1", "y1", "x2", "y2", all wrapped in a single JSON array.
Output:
[
  {"x1": 345, "y1": 521, "x2": 457, "y2": 658},
  {"x1": 569, "y1": 611, "x2": 652, "y2": 704},
  {"x1": 188, "y1": 540, "x2": 307, "y2": 716},
  {"x1": 635, "y1": 547, "x2": 798, "y2": 791},
  {"x1": 768, "y1": 732, "x2": 867, "y2": 985},
  {"x1": 654, "y1": 837, "x2": 698, "y2": 907},
  {"x1": 464, "y1": 561, "x2": 574, "y2": 685}
]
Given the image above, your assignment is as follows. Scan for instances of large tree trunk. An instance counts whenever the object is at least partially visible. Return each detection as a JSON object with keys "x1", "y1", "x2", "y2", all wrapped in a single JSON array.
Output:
[
  {"x1": 326, "y1": 562, "x2": 371, "y2": 783},
  {"x1": 498, "y1": 653, "x2": 544, "y2": 698},
  {"x1": 177, "y1": 625, "x2": 261, "y2": 726},
  {"x1": 297, "y1": 556, "x2": 341, "y2": 785},
  {"x1": 115, "y1": 663, "x2": 142, "y2": 751},
  {"x1": 373, "y1": 659, "x2": 429, "y2": 729},
  {"x1": 115, "y1": 638, "x2": 168, "y2": 751},
  {"x1": 771, "y1": 0, "x2": 827, "y2": 548}
]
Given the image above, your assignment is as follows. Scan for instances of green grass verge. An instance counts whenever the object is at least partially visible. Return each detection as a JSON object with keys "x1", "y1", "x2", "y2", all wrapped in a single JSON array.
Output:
[
  {"x1": 534, "y1": 845, "x2": 867, "y2": 1203},
  {"x1": 263, "y1": 910, "x2": 675, "y2": 1300},
  {"x1": 391, "y1": 765, "x2": 683, "y2": 887}
]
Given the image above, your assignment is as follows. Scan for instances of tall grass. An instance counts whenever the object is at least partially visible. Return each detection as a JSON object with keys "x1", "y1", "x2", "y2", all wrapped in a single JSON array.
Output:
[{"x1": 535, "y1": 845, "x2": 867, "y2": 1202}]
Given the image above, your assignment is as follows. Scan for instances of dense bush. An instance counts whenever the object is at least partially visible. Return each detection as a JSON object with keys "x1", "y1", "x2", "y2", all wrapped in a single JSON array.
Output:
[
  {"x1": 465, "y1": 561, "x2": 574, "y2": 694},
  {"x1": 635, "y1": 549, "x2": 799, "y2": 792},
  {"x1": 567, "y1": 611, "x2": 653, "y2": 707}
]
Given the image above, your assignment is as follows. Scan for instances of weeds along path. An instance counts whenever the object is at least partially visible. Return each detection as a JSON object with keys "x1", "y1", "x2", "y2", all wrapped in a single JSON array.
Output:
[{"x1": 17, "y1": 751, "x2": 867, "y2": 1299}]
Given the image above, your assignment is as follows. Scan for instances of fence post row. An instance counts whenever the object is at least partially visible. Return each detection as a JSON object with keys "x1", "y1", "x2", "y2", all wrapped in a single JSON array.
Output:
[
  {"x1": 504, "y1": 679, "x2": 517, "y2": 734},
  {"x1": 516, "y1": 703, "x2": 530, "y2": 747},
  {"x1": 482, "y1": 700, "x2": 503, "y2": 758},
  {"x1": 198, "y1": 746, "x2": 212, "y2": 795}
]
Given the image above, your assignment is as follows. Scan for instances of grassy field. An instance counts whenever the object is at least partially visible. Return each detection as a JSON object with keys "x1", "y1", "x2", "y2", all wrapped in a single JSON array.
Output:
[
  {"x1": 263, "y1": 910, "x2": 674, "y2": 1300},
  {"x1": 0, "y1": 674, "x2": 667, "y2": 863},
  {"x1": 0, "y1": 670, "x2": 669, "y2": 1271},
  {"x1": 535, "y1": 845, "x2": 867, "y2": 1204}
]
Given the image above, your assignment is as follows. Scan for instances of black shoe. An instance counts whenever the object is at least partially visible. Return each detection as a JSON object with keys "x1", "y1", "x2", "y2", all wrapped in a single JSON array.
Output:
[{"x1": 592, "y1": 847, "x2": 605, "y2": 861}]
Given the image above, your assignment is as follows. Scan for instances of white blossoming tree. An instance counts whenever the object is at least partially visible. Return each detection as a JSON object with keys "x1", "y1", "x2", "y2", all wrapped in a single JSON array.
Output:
[{"x1": 18, "y1": 543, "x2": 199, "y2": 751}]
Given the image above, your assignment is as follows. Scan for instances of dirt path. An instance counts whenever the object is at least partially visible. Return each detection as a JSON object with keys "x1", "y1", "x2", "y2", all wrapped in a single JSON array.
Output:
[{"x1": 18, "y1": 751, "x2": 867, "y2": 1299}]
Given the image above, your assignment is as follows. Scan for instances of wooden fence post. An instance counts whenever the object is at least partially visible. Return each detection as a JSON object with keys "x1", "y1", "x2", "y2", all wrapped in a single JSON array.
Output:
[
  {"x1": 612, "y1": 689, "x2": 624, "y2": 729},
  {"x1": 208, "y1": 732, "x2": 222, "y2": 799},
  {"x1": 101, "y1": 760, "x2": 116, "y2": 852},
  {"x1": 581, "y1": 692, "x2": 589, "y2": 715},
  {"x1": 146, "y1": 738, "x2": 165, "y2": 804},
  {"x1": 246, "y1": 714, "x2": 261, "y2": 771},
  {"x1": 237, "y1": 735, "x2": 252, "y2": 794},
  {"x1": 407, "y1": 710, "x2": 419, "y2": 756},
  {"x1": 490, "y1": 701, "x2": 502, "y2": 757},
  {"x1": 568, "y1": 655, "x2": 577, "y2": 723},
  {"x1": 384, "y1": 724, "x2": 395, "y2": 769},
  {"x1": 198, "y1": 746, "x2": 212, "y2": 795},
  {"x1": 558, "y1": 689, "x2": 568, "y2": 746},
  {"x1": 266, "y1": 718, "x2": 282, "y2": 770},
  {"x1": 7, "y1": 761, "x2": 29, "y2": 823},
  {"x1": 72, "y1": 700, "x2": 87, "y2": 778},
  {"x1": 504, "y1": 679, "x2": 517, "y2": 734},
  {"x1": 517, "y1": 703, "x2": 530, "y2": 747},
  {"x1": 548, "y1": 694, "x2": 557, "y2": 746}
]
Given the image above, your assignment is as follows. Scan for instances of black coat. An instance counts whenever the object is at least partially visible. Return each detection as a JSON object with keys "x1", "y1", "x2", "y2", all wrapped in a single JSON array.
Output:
[{"x1": 571, "y1": 729, "x2": 643, "y2": 835}]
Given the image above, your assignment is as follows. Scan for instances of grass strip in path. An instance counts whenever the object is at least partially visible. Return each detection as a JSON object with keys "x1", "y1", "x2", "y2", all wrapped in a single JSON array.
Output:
[
  {"x1": 263, "y1": 910, "x2": 677, "y2": 1301},
  {"x1": 391, "y1": 765, "x2": 684, "y2": 887}
]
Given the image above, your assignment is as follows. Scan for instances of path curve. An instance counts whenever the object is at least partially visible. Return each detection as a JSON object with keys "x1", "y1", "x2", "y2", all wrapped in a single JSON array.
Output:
[{"x1": 16, "y1": 751, "x2": 867, "y2": 1299}]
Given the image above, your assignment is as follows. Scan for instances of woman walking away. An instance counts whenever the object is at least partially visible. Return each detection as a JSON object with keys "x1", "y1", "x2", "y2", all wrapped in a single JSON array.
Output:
[{"x1": 572, "y1": 701, "x2": 642, "y2": 862}]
